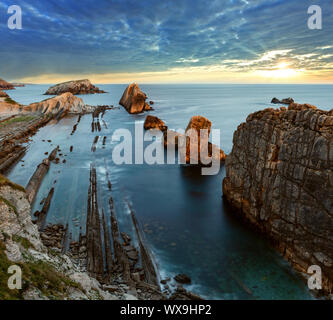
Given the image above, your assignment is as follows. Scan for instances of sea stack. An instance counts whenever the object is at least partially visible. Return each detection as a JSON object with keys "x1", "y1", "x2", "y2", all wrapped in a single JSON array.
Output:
[
  {"x1": 44, "y1": 79, "x2": 106, "y2": 95},
  {"x1": 223, "y1": 103, "x2": 333, "y2": 294},
  {"x1": 119, "y1": 83, "x2": 151, "y2": 114},
  {"x1": 162, "y1": 115, "x2": 226, "y2": 164}
]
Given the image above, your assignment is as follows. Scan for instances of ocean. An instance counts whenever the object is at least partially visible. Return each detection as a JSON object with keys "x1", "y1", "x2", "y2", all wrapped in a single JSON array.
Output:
[{"x1": 6, "y1": 84, "x2": 333, "y2": 299}]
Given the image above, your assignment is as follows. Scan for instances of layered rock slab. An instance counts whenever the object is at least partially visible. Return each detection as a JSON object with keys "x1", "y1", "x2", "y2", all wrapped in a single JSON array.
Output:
[
  {"x1": 25, "y1": 92, "x2": 93, "y2": 116},
  {"x1": 223, "y1": 103, "x2": 333, "y2": 294}
]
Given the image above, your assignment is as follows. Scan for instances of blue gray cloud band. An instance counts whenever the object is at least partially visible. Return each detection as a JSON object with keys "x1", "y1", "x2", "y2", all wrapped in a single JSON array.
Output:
[{"x1": 0, "y1": 0, "x2": 332, "y2": 80}]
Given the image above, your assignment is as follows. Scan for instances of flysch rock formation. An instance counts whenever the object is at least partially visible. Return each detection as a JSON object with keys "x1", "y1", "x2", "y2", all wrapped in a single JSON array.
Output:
[
  {"x1": 223, "y1": 103, "x2": 333, "y2": 295},
  {"x1": 25, "y1": 92, "x2": 95, "y2": 118},
  {"x1": 0, "y1": 78, "x2": 14, "y2": 90},
  {"x1": 119, "y1": 83, "x2": 152, "y2": 114},
  {"x1": 44, "y1": 79, "x2": 106, "y2": 95},
  {"x1": 0, "y1": 175, "x2": 121, "y2": 300}
]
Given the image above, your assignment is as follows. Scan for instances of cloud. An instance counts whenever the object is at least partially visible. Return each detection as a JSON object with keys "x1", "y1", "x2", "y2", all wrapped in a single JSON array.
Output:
[{"x1": 0, "y1": 0, "x2": 332, "y2": 83}]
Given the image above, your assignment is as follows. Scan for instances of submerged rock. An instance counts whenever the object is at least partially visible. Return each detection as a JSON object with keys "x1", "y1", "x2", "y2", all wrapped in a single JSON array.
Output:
[
  {"x1": 174, "y1": 274, "x2": 192, "y2": 284},
  {"x1": 144, "y1": 115, "x2": 167, "y2": 131},
  {"x1": 44, "y1": 79, "x2": 106, "y2": 95},
  {"x1": 223, "y1": 103, "x2": 333, "y2": 295},
  {"x1": 119, "y1": 83, "x2": 150, "y2": 114}
]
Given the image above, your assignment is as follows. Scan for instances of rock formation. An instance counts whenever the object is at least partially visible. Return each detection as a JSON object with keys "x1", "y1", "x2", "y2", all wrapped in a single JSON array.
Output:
[
  {"x1": 271, "y1": 97, "x2": 294, "y2": 105},
  {"x1": 223, "y1": 103, "x2": 333, "y2": 295},
  {"x1": 0, "y1": 90, "x2": 9, "y2": 98},
  {"x1": 144, "y1": 115, "x2": 167, "y2": 131},
  {"x1": 0, "y1": 175, "x2": 119, "y2": 300},
  {"x1": 119, "y1": 83, "x2": 151, "y2": 114},
  {"x1": 44, "y1": 79, "x2": 106, "y2": 95},
  {"x1": 162, "y1": 115, "x2": 226, "y2": 164},
  {"x1": 0, "y1": 78, "x2": 14, "y2": 90},
  {"x1": 25, "y1": 92, "x2": 94, "y2": 117}
]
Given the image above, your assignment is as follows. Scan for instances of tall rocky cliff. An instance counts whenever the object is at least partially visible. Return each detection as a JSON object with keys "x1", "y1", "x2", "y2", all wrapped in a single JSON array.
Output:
[{"x1": 223, "y1": 103, "x2": 333, "y2": 295}]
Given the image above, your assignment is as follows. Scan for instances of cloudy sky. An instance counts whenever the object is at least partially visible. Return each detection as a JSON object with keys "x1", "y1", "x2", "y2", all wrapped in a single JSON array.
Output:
[{"x1": 1, "y1": 0, "x2": 333, "y2": 83}]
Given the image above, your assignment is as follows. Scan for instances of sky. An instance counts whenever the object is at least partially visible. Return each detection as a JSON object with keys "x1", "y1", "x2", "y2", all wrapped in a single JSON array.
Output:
[{"x1": 1, "y1": 0, "x2": 333, "y2": 84}]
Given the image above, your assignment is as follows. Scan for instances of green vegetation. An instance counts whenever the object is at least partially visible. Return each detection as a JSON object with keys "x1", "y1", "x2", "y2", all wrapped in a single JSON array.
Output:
[
  {"x1": 4, "y1": 97, "x2": 18, "y2": 105},
  {"x1": 12, "y1": 235, "x2": 34, "y2": 250},
  {"x1": 0, "y1": 240, "x2": 83, "y2": 300},
  {"x1": 0, "y1": 174, "x2": 26, "y2": 193},
  {"x1": 0, "y1": 196, "x2": 17, "y2": 215},
  {"x1": 0, "y1": 115, "x2": 36, "y2": 127}
]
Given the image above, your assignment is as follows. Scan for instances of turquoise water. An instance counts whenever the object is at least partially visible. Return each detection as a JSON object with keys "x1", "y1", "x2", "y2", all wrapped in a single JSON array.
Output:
[{"x1": 7, "y1": 84, "x2": 332, "y2": 299}]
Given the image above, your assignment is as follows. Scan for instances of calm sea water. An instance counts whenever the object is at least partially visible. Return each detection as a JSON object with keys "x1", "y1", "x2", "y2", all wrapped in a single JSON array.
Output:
[{"x1": 7, "y1": 84, "x2": 333, "y2": 299}]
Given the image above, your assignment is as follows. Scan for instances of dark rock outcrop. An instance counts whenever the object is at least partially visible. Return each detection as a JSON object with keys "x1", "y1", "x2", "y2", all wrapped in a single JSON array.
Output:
[
  {"x1": 44, "y1": 79, "x2": 106, "y2": 95},
  {"x1": 144, "y1": 115, "x2": 167, "y2": 131},
  {"x1": 119, "y1": 83, "x2": 151, "y2": 114},
  {"x1": 0, "y1": 78, "x2": 14, "y2": 90},
  {"x1": 271, "y1": 97, "x2": 294, "y2": 105},
  {"x1": 174, "y1": 274, "x2": 191, "y2": 284},
  {"x1": 223, "y1": 103, "x2": 333, "y2": 295}
]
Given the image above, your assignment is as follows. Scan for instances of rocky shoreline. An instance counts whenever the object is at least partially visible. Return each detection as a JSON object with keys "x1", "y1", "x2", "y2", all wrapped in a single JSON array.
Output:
[
  {"x1": 0, "y1": 86, "x2": 203, "y2": 300},
  {"x1": 1, "y1": 82, "x2": 332, "y2": 300}
]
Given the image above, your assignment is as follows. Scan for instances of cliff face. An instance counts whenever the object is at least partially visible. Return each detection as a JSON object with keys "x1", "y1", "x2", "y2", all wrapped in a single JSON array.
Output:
[
  {"x1": 44, "y1": 79, "x2": 106, "y2": 95},
  {"x1": 223, "y1": 103, "x2": 333, "y2": 294}
]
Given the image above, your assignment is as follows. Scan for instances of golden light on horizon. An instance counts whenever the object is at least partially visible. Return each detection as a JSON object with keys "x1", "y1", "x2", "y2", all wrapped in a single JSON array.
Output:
[{"x1": 256, "y1": 61, "x2": 300, "y2": 79}]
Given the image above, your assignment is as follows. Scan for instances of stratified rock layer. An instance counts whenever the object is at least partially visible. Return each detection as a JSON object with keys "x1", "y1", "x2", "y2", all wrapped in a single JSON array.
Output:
[
  {"x1": 44, "y1": 79, "x2": 105, "y2": 95},
  {"x1": 119, "y1": 83, "x2": 151, "y2": 114},
  {"x1": 223, "y1": 103, "x2": 333, "y2": 294},
  {"x1": 25, "y1": 92, "x2": 93, "y2": 116}
]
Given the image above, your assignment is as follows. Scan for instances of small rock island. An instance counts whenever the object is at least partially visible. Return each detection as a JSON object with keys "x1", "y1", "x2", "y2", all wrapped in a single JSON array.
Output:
[{"x1": 44, "y1": 79, "x2": 106, "y2": 95}]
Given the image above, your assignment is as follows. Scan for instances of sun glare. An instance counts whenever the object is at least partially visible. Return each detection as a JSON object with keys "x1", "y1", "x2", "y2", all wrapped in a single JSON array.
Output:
[{"x1": 256, "y1": 61, "x2": 299, "y2": 79}]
